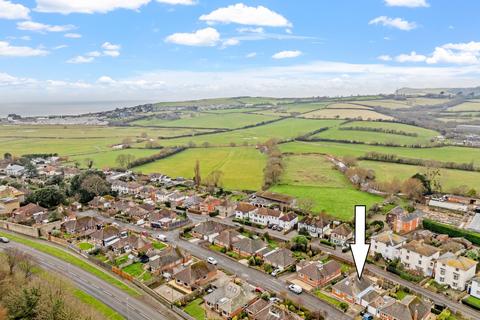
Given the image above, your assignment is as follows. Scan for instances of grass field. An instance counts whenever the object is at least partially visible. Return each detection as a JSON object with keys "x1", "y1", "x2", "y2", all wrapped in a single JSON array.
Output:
[
  {"x1": 0, "y1": 231, "x2": 139, "y2": 296},
  {"x1": 74, "y1": 290, "x2": 125, "y2": 320},
  {"x1": 184, "y1": 298, "x2": 206, "y2": 320},
  {"x1": 270, "y1": 154, "x2": 382, "y2": 220},
  {"x1": 132, "y1": 112, "x2": 279, "y2": 129},
  {"x1": 358, "y1": 160, "x2": 480, "y2": 191},
  {"x1": 155, "y1": 118, "x2": 343, "y2": 147},
  {"x1": 325, "y1": 103, "x2": 373, "y2": 110},
  {"x1": 353, "y1": 98, "x2": 449, "y2": 109},
  {"x1": 448, "y1": 101, "x2": 480, "y2": 112},
  {"x1": 69, "y1": 148, "x2": 160, "y2": 169},
  {"x1": 280, "y1": 141, "x2": 480, "y2": 166},
  {"x1": 311, "y1": 121, "x2": 439, "y2": 146},
  {"x1": 302, "y1": 108, "x2": 393, "y2": 120},
  {"x1": 135, "y1": 147, "x2": 266, "y2": 191}
]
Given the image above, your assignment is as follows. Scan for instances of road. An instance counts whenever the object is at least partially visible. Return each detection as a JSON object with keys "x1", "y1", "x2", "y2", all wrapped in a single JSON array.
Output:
[
  {"x1": 78, "y1": 211, "x2": 351, "y2": 320},
  {"x1": 0, "y1": 239, "x2": 180, "y2": 320},
  {"x1": 313, "y1": 242, "x2": 480, "y2": 320}
]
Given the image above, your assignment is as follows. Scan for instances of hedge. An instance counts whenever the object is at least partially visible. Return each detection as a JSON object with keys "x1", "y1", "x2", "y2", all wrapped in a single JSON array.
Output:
[
  {"x1": 462, "y1": 296, "x2": 480, "y2": 311},
  {"x1": 423, "y1": 219, "x2": 480, "y2": 246}
]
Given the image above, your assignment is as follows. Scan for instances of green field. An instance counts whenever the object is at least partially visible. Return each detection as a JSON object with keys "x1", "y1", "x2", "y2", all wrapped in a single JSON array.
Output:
[
  {"x1": 280, "y1": 141, "x2": 480, "y2": 165},
  {"x1": 270, "y1": 154, "x2": 382, "y2": 220},
  {"x1": 303, "y1": 108, "x2": 393, "y2": 120},
  {"x1": 358, "y1": 160, "x2": 480, "y2": 191},
  {"x1": 311, "y1": 121, "x2": 439, "y2": 146},
  {"x1": 69, "y1": 148, "x2": 160, "y2": 169},
  {"x1": 135, "y1": 147, "x2": 266, "y2": 191},
  {"x1": 325, "y1": 103, "x2": 373, "y2": 110},
  {"x1": 154, "y1": 118, "x2": 343, "y2": 147},
  {"x1": 448, "y1": 101, "x2": 480, "y2": 112},
  {"x1": 132, "y1": 112, "x2": 279, "y2": 129}
]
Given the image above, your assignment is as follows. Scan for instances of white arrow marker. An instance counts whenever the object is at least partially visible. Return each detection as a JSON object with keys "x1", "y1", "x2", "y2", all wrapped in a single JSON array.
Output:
[{"x1": 350, "y1": 205, "x2": 370, "y2": 280}]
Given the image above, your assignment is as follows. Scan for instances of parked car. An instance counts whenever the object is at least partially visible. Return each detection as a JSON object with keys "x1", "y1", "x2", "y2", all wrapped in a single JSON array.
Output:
[
  {"x1": 156, "y1": 234, "x2": 168, "y2": 242},
  {"x1": 207, "y1": 257, "x2": 218, "y2": 265},
  {"x1": 0, "y1": 237, "x2": 9, "y2": 243},
  {"x1": 255, "y1": 287, "x2": 265, "y2": 293},
  {"x1": 288, "y1": 284, "x2": 303, "y2": 294},
  {"x1": 269, "y1": 297, "x2": 281, "y2": 303},
  {"x1": 271, "y1": 268, "x2": 282, "y2": 277}
]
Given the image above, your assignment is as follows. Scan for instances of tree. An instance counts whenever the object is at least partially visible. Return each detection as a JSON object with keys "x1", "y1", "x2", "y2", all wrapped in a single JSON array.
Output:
[
  {"x1": 18, "y1": 254, "x2": 37, "y2": 279},
  {"x1": 342, "y1": 155, "x2": 357, "y2": 167},
  {"x1": 401, "y1": 178, "x2": 426, "y2": 202},
  {"x1": 84, "y1": 158, "x2": 94, "y2": 169},
  {"x1": 70, "y1": 171, "x2": 110, "y2": 203},
  {"x1": 24, "y1": 161, "x2": 38, "y2": 178},
  {"x1": 205, "y1": 170, "x2": 223, "y2": 192},
  {"x1": 80, "y1": 175, "x2": 111, "y2": 198},
  {"x1": 291, "y1": 235, "x2": 309, "y2": 252},
  {"x1": 4, "y1": 247, "x2": 21, "y2": 275},
  {"x1": 3, "y1": 152, "x2": 12, "y2": 161},
  {"x1": 26, "y1": 186, "x2": 66, "y2": 208},
  {"x1": 297, "y1": 198, "x2": 315, "y2": 213},
  {"x1": 194, "y1": 160, "x2": 201, "y2": 187},
  {"x1": 116, "y1": 154, "x2": 135, "y2": 168}
]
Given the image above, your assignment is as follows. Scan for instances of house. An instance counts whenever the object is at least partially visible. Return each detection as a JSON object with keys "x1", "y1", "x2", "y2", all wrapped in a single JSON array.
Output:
[
  {"x1": 215, "y1": 199, "x2": 236, "y2": 217},
  {"x1": 468, "y1": 277, "x2": 480, "y2": 299},
  {"x1": 0, "y1": 186, "x2": 24, "y2": 215},
  {"x1": 199, "y1": 196, "x2": 222, "y2": 215},
  {"x1": 330, "y1": 223, "x2": 353, "y2": 246},
  {"x1": 213, "y1": 229, "x2": 242, "y2": 250},
  {"x1": 204, "y1": 280, "x2": 257, "y2": 319},
  {"x1": 111, "y1": 181, "x2": 143, "y2": 195},
  {"x1": 370, "y1": 231, "x2": 407, "y2": 261},
  {"x1": 249, "y1": 207, "x2": 283, "y2": 227},
  {"x1": 166, "y1": 191, "x2": 186, "y2": 207},
  {"x1": 278, "y1": 213, "x2": 299, "y2": 231},
  {"x1": 88, "y1": 196, "x2": 113, "y2": 210},
  {"x1": 111, "y1": 234, "x2": 152, "y2": 254},
  {"x1": 6, "y1": 164, "x2": 25, "y2": 177},
  {"x1": 173, "y1": 261, "x2": 217, "y2": 290},
  {"x1": 246, "y1": 299, "x2": 302, "y2": 320},
  {"x1": 183, "y1": 195, "x2": 203, "y2": 209},
  {"x1": 232, "y1": 238, "x2": 268, "y2": 258},
  {"x1": 0, "y1": 186, "x2": 25, "y2": 202},
  {"x1": 147, "y1": 247, "x2": 190, "y2": 275},
  {"x1": 378, "y1": 295, "x2": 431, "y2": 320},
  {"x1": 434, "y1": 252, "x2": 477, "y2": 291},
  {"x1": 361, "y1": 290, "x2": 389, "y2": 317},
  {"x1": 192, "y1": 221, "x2": 231, "y2": 242},
  {"x1": 12, "y1": 203, "x2": 48, "y2": 224},
  {"x1": 251, "y1": 191, "x2": 296, "y2": 210},
  {"x1": 234, "y1": 202, "x2": 257, "y2": 220},
  {"x1": 386, "y1": 207, "x2": 423, "y2": 234},
  {"x1": 332, "y1": 275, "x2": 374, "y2": 304},
  {"x1": 400, "y1": 240, "x2": 440, "y2": 276},
  {"x1": 263, "y1": 248, "x2": 296, "y2": 270},
  {"x1": 61, "y1": 216, "x2": 103, "y2": 236},
  {"x1": 149, "y1": 209, "x2": 177, "y2": 229},
  {"x1": 296, "y1": 260, "x2": 342, "y2": 288},
  {"x1": 297, "y1": 215, "x2": 331, "y2": 238},
  {"x1": 90, "y1": 226, "x2": 121, "y2": 247}
]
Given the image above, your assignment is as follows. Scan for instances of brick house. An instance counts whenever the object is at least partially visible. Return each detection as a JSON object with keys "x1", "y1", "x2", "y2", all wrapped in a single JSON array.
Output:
[{"x1": 296, "y1": 260, "x2": 342, "y2": 288}]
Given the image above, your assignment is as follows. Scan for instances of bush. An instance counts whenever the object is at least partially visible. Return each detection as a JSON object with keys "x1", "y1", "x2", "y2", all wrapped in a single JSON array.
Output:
[
  {"x1": 423, "y1": 219, "x2": 480, "y2": 246},
  {"x1": 339, "y1": 302, "x2": 349, "y2": 312},
  {"x1": 463, "y1": 296, "x2": 480, "y2": 311}
]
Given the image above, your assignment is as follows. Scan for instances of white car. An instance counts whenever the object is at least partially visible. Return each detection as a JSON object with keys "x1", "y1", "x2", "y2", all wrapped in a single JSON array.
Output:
[
  {"x1": 207, "y1": 257, "x2": 218, "y2": 265},
  {"x1": 288, "y1": 284, "x2": 303, "y2": 294},
  {"x1": 156, "y1": 234, "x2": 168, "y2": 242},
  {"x1": 0, "y1": 237, "x2": 9, "y2": 243},
  {"x1": 269, "y1": 297, "x2": 281, "y2": 303},
  {"x1": 271, "y1": 268, "x2": 282, "y2": 277}
]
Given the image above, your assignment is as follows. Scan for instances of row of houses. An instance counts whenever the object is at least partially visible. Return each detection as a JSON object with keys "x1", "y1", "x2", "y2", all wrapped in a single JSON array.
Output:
[
  {"x1": 371, "y1": 231, "x2": 478, "y2": 291},
  {"x1": 235, "y1": 202, "x2": 298, "y2": 231}
]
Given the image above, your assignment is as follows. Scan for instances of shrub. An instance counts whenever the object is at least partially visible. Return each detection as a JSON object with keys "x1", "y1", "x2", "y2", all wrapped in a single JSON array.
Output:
[{"x1": 423, "y1": 219, "x2": 480, "y2": 246}]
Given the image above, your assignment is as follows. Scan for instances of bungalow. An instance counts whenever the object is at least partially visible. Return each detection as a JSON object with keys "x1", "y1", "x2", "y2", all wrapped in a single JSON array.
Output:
[
  {"x1": 0, "y1": 186, "x2": 25, "y2": 203},
  {"x1": 332, "y1": 275, "x2": 374, "y2": 304},
  {"x1": 246, "y1": 299, "x2": 302, "y2": 320},
  {"x1": 232, "y1": 238, "x2": 268, "y2": 258},
  {"x1": 378, "y1": 295, "x2": 431, "y2": 320},
  {"x1": 434, "y1": 252, "x2": 477, "y2": 291},
  {"x1": 400, "y1": 240, "x2": 440, "y2": 276},
  {"x1": 147, "y1": 247, "x2": 190, "y2": 275},
  {"x1": 297, "y1": 215, "x2": 331, "y2": 238},
  {"x1": 88, "y1": 196, "x2": 112, "y2": 210},
  {"x1": 12, "y1": 203, "x2": 48, "y2": 224},
  {"x1": 330, "y1": 223, "x2": 353, "y2": 246},
  {"x1": 386, "y1": 206, "x2": 423, "y2": 234},
  {"x1": 213, "y1": 229, "x2": 242, "y2": 250},
  {"x1": 192, "y1": 221, "x2": 231, "y2": 242},
  {"x1": 90, "y1": 225, "x2": 121, "y2": 247},
  {"x1": 111, "y1": 234, "x2": 152, "y2": 254},
  {"x1": 111, "y1": 181, "x2": 143, "y2": 195},
  {"x1": 296, "y1": 260, "x2": 342, "y2": 288},
  {"x1": 61, "y1": 216, "x2": 103, "y2": 236},
  {"x1": 149, "y1": 209, "x2": 177, "y2": 229},
  {"x1": 204, "y1": 280, "x2": 257, "y2": 319},
  {"x1": 6, "y1": 164, "x2": 25, "y2": 177},
  {"x1": 263, "y1": 248, "x2": 296, "y2": 270},
  {"x1": 166, "y1": 191, "x2": 186, "y2": 207},
  {"x1": 173, "y1": 261, "x2": 217, "y2": 290},
  {"x1": 370, "y1": 231, "x2": 407, "y2": 261},
  {"x1": 361, "y1": 290, "x2": 389, "y2": 317}
]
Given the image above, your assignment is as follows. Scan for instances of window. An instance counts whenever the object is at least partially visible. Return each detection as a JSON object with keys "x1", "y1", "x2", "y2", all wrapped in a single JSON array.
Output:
[
  {"x1": 440, "y1": 268, "x2": 445, "y2": 276},
  {"x1": 440, "y1": 277, "x2": 445, "y2": 282},
  {"x1": 453, "y1": 282, "x2": 458, "y2": 288},
  {"x1": 406, "y1": 255, "x2": 409, "y2": 260},
  {"x1": 453, "y1": 273, "x2": 459, "y2": 280},
  {"x1": 418, "y1": 260, "x2": 422, "y2": 265}
]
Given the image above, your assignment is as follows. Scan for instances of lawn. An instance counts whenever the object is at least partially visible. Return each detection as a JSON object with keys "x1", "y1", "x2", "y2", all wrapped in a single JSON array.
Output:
[
  {"x1": 153, "y1": 241, "x2": 167, "y2": 250},
  {"x1": 77, "y1": 242, "x2": 94, "y2": 251},
  {"x1": 132, "y1": 112, "x2": 279, "y2": 129},
  {"x1": 463, "y1": 296, "x2": 480, "y2": 310},
  {"x1": 122, "y1": 262, "x2": 146, "y2": 278},
  {"x1": 279, "y1": 141, "x2": 480, "y2": 166},
  {"x1": 0, "y1": 231, "x2": 139, "y2": 296},
  {"x1": 154, "y1": 118, "x2": 343, "y2": 147},
  {"x1": 314, "y1": 290, "x2": 345, "y2": 309},
  {"x1": 358, "y1": 160, "x2": 480, "y2": 191},
  {"x1": 311, "y1": 121, "x2": 439, "y2": 146},
  {"x1": 134, "y1": 147, "x2": 266, "y2": 191},
  {"x1": 74, "y1": 289, "x2": 125, "y2": 320},
  {"x1": 184, "y1": 298, "x2": 206, "y2": 320},
  {"x1": 270, "y1": 154, "x2": 382, "y2": 220}
]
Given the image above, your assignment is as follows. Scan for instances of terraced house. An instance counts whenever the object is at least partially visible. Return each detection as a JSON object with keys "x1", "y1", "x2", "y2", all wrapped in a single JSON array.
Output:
[
  {"x1": 370, "y1": 231, "x2": 407, "y2": 261},
  {"x1": 434, "y1": 252, "x2": 477, "y2": 291},
  {"x1": 399, "y1": 240, "x2": 440, "y2": 277},
  {"x1": 297, "y1": 215, "x2": 331, "y2": 238}
]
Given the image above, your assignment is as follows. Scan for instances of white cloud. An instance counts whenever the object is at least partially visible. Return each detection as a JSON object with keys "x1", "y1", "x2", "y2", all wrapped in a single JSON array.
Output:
[
  {"x1": 87, "y1": 51, "x2": 101, "y2": 57},
  {"x1": 369, "y1": 16, "x2": 417, "y2": 31},
  {"x1": 17, "y1": 21, "x2": 75, "y2": 33},
  {"x1": 101, "y1": 42, "x2": 121, "y2": 57},
  {"x1": 246, "y1": 52, "x2": 257, "y2": 58},
  {"x1": 200, "y1": 3, "x2": 291, "y2": 28},
  {"x1": 66, "y1": 55, "x2": 94, "y2": 64},
  {"x1": 272, "y1": 50, "x2": 302, "y2": 59},
  {"x1": 0, "y1": 0, "x2": 30, "y2": 20},
  {"x1": 53, "y1": 44, "x2": 68, "y2": 50},
  {"x1": 222, "y1": 38, "x2": 240, "y2": 48},
  {"x1": 377, "y1": 55, "x2": 392, "y2": 61},
  {"x1": 395, "y1": 51, "x2": 427, "y2": 63},
  {"x1": 0, "y1": 41, "x2": 48, "y2": 57},
  {"x1": 237, "y1": 27, "x2": 264, "y2": 34},
  {"x1": 64, "y1": 33, "x2": 82, "y2": 38},
  {"x1": 35, "y1": 0, "x2": 151, "y2": 14},
  {"x1": 384, "y1": 0, "x2": 429, "y2": 8},
  {"x1": 165, "y1": 27, "x2": 220, "y2": 47},
  {"x1": 97, "y1": 76, "x2": 116, "y2": 84},
  {"x1": 427, "y1": 48, "x2": 478, "y2": 65},
  {"x1": 155, "y1": 0, "x2": 196, "y2": 5}
]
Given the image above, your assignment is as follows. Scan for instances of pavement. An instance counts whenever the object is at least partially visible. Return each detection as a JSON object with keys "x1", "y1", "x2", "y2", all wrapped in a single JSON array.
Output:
[{"x1": 0, "y1": 238, "x2": 181, "y2": 320}]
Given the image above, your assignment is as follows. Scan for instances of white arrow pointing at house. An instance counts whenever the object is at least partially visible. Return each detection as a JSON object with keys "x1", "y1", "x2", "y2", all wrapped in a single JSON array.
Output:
[{"x1": 350, "y1": 205, "x2": 370, "y2": 280}]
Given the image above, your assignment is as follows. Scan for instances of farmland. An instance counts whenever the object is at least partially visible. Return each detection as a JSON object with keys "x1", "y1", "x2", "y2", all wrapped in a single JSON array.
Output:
[
  {"x1": 302, "y1": 108, "x2": 393, "y2": 120},
  {"x1": 447, "y1": 101, "x2": 480, "y2": 112}
]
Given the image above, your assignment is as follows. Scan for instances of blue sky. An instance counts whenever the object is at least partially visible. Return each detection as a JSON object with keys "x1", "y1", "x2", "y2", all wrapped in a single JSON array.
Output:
[{"x1": 1, "y1": 0, "x2": 480, "y2": 103}]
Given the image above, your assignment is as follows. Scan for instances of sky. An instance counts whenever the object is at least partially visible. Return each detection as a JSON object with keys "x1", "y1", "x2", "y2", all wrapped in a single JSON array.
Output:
[{"x1": 1, "y1": 0, "x2": 480, "y2": 105}]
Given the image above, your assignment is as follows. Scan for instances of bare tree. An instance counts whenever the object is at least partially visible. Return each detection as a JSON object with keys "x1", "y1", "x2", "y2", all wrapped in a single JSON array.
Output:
[
  {"x1": 298, "y1": 198, "x2": 315, "y2": 213},
  {"x1": 194, "y1": 160, "x2": 201, "y2": 188},
  {"x1": 401, "y1": 178, "x2": 426, "y2": 202},
  {"x1": 18, "y1": 254, "x2": 37, "y2": 279},
  {"x1": 4, "y1": 248, "x2": 22, "y2": 275}
]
